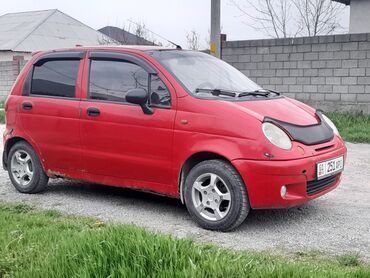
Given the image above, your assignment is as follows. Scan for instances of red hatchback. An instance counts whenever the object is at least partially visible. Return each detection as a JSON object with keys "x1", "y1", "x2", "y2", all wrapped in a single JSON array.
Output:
[{"x1": 3, "y1": 46, "x2": 347, "y2": 231}]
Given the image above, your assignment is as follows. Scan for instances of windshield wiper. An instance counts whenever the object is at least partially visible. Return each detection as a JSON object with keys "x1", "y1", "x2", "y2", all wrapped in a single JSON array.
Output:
[
  {"x1": 194, "y1": 88, "x2": 281, "y2": 98},
  {"x1": 238, "y1": 89, "x2": 280, "y2": 98},
  {"x1": 194, "y1": 88, "x2": 236, "y2": 97}
]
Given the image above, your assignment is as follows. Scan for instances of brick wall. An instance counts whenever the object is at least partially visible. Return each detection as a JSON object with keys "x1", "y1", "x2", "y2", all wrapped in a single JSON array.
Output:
[
  {"x1": 222, "y1": 33, "x2": 370, "y2": 113},
  {"x1": 0, "y1": 59, "x2": 27, "y2": 100}
]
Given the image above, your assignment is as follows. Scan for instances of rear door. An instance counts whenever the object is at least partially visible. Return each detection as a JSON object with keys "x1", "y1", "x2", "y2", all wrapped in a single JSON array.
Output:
[
  {"x1": 79, "y1": 51, "x2": 176, "y2": 192},
  {"x1": 18, "y1": 52, "x2": 84, "y2": 173}
]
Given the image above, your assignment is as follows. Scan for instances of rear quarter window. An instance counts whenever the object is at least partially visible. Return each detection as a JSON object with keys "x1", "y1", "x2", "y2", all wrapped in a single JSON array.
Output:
[{"x1": 31, "y1": 60, "x2": 80, "y2": 98}]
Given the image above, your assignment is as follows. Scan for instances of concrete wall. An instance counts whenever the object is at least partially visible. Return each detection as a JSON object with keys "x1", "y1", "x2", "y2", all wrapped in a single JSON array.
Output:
[
  {"x1": 0, "y1": 51, "x2": 32, "y2": 62},
  {"x1": 350, "y1": 0, "x2": 370, "y2": 34},
  {"x1": 222, "y1": 33, "x2": 370, "y2": 113},
  {"x1": 0, "y1": 59, "x2": 27, "y2": 100}
]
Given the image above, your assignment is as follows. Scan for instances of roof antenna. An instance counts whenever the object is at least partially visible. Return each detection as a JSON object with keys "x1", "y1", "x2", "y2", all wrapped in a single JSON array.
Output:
[{"x1": 127, "y1": 19, "x2": 182, "y2": 50}]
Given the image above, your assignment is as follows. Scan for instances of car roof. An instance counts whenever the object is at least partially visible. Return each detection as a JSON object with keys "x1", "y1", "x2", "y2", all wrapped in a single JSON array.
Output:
[{"x1": 32, "y1": 45, "x2": 177, "y2": 56}]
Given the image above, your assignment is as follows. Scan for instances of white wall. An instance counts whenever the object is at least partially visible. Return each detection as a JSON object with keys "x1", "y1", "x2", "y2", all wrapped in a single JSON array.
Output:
[
  {"x1": 350, "y1": 0, "x2": 370, "y2": 33},
  {"x1": 0, "y1": 51, "x2": 29, "y2": 99},
  {"x1": 0, "y1": 51, "x2": 31, "y2": 61}
]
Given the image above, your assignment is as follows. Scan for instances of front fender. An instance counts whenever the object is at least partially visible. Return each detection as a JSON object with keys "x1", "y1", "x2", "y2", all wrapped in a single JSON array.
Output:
[
  {"x1": 172, "y1": 130, "x2": 264, "y2": 182},
  {"x1": 175, "y1": 131, "x2": 260, "y2": 162}
]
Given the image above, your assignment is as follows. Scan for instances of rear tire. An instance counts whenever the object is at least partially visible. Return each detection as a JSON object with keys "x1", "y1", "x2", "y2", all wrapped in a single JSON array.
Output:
[
  {"x1": 184, "y1": 159, "x2": 250, "y2": 231},
  {"x1": 7, "y1": 141, "x2": 49, "y2": 193}
]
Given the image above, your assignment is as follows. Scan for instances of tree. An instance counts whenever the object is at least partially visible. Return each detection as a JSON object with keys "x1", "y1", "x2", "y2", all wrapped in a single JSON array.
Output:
[
  {"x1": 98, "y1": 33, "x2": 119, "y2": 46},
  {"x1": 133, "y1": 21, "x2": 149, "y2": 43},
  {"x1": 99, "y1": 21, "x2": 157, "y2": 46},
  {"x1": 186, "y1": 30, "x2": 201, "y2": 50},
  {"x1": 129, "y1": 20, "x2": 160, "y2": 45},
  {"x1": 294, "y1": 0, "x2": 344, "y2": 36},
  {"x1": 230, "y1": 0, "x2": 345, "y2": 38}
]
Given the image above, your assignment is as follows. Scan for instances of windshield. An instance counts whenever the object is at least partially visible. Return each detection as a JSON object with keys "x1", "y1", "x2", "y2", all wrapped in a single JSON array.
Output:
[{"x1": 149, "y1": 50, "x2": 262, "y2": 97}]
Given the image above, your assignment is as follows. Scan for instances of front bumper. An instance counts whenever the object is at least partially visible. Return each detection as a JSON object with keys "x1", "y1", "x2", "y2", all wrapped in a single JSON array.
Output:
[{"x1": 232, "y1": 145, "x2": 347, "y2": 209}]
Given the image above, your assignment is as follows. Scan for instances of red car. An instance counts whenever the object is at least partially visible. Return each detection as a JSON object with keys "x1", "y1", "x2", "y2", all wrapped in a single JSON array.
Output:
[{"x1": 3, "y1": 46, "x2": 346, "y2": 231}]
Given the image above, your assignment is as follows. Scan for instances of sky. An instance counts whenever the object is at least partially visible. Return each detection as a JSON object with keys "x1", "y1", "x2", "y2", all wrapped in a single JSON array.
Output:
[{"x1": 1, "y1": 0, "x2": 350, "y2": 49}]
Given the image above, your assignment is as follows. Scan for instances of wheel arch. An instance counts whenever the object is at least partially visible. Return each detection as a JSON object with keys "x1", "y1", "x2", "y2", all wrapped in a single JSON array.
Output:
[
  {"x1": 178, "y1": 151, "x2": 232, "y2": 204},
  {"x1": 3, "y1": 136, "x2": 45, "y2": 171}
]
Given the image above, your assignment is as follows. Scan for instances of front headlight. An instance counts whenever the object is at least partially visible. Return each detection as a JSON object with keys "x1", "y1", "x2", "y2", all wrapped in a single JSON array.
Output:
[
  {"x1": 262, "y1": 122, "x2": 292, "y2": 150},
  {"x1": 322, "y1": 114, "x2": 340, "y2": 137}
]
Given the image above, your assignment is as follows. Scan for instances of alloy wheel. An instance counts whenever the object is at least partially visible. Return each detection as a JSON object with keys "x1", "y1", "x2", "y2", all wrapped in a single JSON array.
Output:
[
  {"x1": 10, "y1": 150, "x2": 34, "y2": 188},
  {"x1": 191, "y1": 173, "x2": 231, "y2": 221}
]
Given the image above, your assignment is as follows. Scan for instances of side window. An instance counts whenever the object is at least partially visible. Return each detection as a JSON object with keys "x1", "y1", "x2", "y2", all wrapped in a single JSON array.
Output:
[
  {"x1": 150, "y1": 75, "x2": 171, "y2": 108},
  {"x1": 89, "y1": 60, "x2": 148, "y2": 103},
  {"x1": 31, "y1": 60, "x2": 79, "y2": 98}
]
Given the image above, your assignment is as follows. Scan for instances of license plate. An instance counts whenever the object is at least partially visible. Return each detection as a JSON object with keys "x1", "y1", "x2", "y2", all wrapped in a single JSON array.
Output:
[{"x1": 317, "y1": 156, "x2": 344, "y2": 180}]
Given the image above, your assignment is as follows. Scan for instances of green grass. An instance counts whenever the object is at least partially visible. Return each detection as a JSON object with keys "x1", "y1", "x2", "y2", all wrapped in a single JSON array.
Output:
[
  {"x1": 0, "y1": 203, "x2": 369, "y2": 277},
  {"x1": 0, "y1": 100, "x2": 5, "y2": 124},
  {"x1": 0, "y1": 109, "x2": 4, "y2": 124},
  {"x1": 337, "y1": 254, "x2": 362, "y2": 267},
  {"x1": 327, "y1": 112, "x2": 370, "y2": 143}
]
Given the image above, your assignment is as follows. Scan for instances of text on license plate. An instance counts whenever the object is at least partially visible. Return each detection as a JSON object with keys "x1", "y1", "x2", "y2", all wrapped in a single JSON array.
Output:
[{"x1": 317, "y1": 156, "x2": 344, "y2": 180}]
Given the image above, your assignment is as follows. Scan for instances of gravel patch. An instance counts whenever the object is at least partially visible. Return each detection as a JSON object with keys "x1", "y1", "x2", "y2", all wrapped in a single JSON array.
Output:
[{"x1": 0, "y1": 125, "x2": 369, "y2": 261}]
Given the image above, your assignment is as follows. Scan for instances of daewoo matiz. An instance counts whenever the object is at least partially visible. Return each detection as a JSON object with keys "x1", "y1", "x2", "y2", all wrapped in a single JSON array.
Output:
[{"x1": 3, "y1": 46, "x2": 346, "y2": 231}]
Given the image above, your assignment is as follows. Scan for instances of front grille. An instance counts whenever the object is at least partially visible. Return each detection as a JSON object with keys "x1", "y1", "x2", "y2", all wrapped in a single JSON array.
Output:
[
  {"x1": 306, "y1": 174, "x2": 338, "y2": 195},
  {"x1": 315, "y1": 144, "x2": 334, "y2": 152}
]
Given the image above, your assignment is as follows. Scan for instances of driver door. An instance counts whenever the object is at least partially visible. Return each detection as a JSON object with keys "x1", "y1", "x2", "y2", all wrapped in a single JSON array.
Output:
[{"x1": 80, "y1": 52, "x2": 176, "y2": 190}]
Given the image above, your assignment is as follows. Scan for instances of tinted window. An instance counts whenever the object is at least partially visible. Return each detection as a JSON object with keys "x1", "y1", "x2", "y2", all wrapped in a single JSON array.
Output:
[
  {"x1": 31, "y1": 60, "x2": 79, "y2": 98},
  {"x1": 89, "y1": 60, "x2": 148, "y2": 103}
]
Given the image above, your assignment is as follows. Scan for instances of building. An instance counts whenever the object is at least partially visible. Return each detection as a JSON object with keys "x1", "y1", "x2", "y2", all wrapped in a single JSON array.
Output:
[
  {"x1": 0, "y1": 9, "x2": 112, "y2": 62},
  {"x1": 99, "y1": 26, "x2": 156, "y2": 45},
  {"x1": 0, "y1": 9, "x2": 114, "y2": 99},
  {"x1": 333, "y1": 0, "x2": 370, "y2": 33}
]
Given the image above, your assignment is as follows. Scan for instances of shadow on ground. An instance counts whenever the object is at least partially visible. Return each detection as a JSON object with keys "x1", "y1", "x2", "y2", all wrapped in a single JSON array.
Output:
[{"x1": 45, "y1": 178, "x2": 320, "y2": 230}]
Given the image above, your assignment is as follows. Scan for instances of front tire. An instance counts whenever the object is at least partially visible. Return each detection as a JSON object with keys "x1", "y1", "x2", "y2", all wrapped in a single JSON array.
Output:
[
  {"x1": 7, "y1": 141, "x2": 49, "y2": 193},
  {"x1": 184, "y1": 159, "x2": 250, "y2": 231}
]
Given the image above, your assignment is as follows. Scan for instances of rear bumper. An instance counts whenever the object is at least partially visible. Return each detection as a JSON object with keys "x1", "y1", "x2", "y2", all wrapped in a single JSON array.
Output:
[{"x1": 232, "y1": 145, "x2": 347, "y2": 209}]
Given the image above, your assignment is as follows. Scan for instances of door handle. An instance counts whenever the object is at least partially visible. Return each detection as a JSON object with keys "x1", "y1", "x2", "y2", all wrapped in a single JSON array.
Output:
[
  {"x1": 87, "y1": 107, "x2": 100, "y2": 117},
  {"x1": 22, "y1": 102, "x2": 33, "y2": 110}
]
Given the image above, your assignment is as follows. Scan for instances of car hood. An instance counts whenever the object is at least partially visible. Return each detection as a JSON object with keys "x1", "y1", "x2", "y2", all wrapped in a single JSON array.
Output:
[{"x1": 225, "y1": 97, "x2": 319, "y2": 126}]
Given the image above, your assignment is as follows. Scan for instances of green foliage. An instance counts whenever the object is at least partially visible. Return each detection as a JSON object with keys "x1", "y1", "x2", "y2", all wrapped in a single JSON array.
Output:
[
  {"x1": 0, "y1": 203, "x2": 34, "y2": 214},
  {"x1": 327, "y1": 112, "x2": 370, "y2": 143},
  {"x1": 0, "y1": 109, "x2": 4, "y2": 124},
  {"x1": 337, "y1": 254, "x2": 361, "y2": 267},
  {"x1": 0, "y1": 202, "x2": 369, "y2": 278}
]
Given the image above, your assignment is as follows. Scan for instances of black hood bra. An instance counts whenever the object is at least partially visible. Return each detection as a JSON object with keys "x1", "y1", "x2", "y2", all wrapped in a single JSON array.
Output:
[{"x1": 263, "y1": 111, "x2": 334, "y2": 146}]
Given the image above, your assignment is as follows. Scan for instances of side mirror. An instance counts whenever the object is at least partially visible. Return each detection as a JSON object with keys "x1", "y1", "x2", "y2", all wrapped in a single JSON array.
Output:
[{"x1": 126, "y1": 88, "x2": 153, "y2": 115}]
